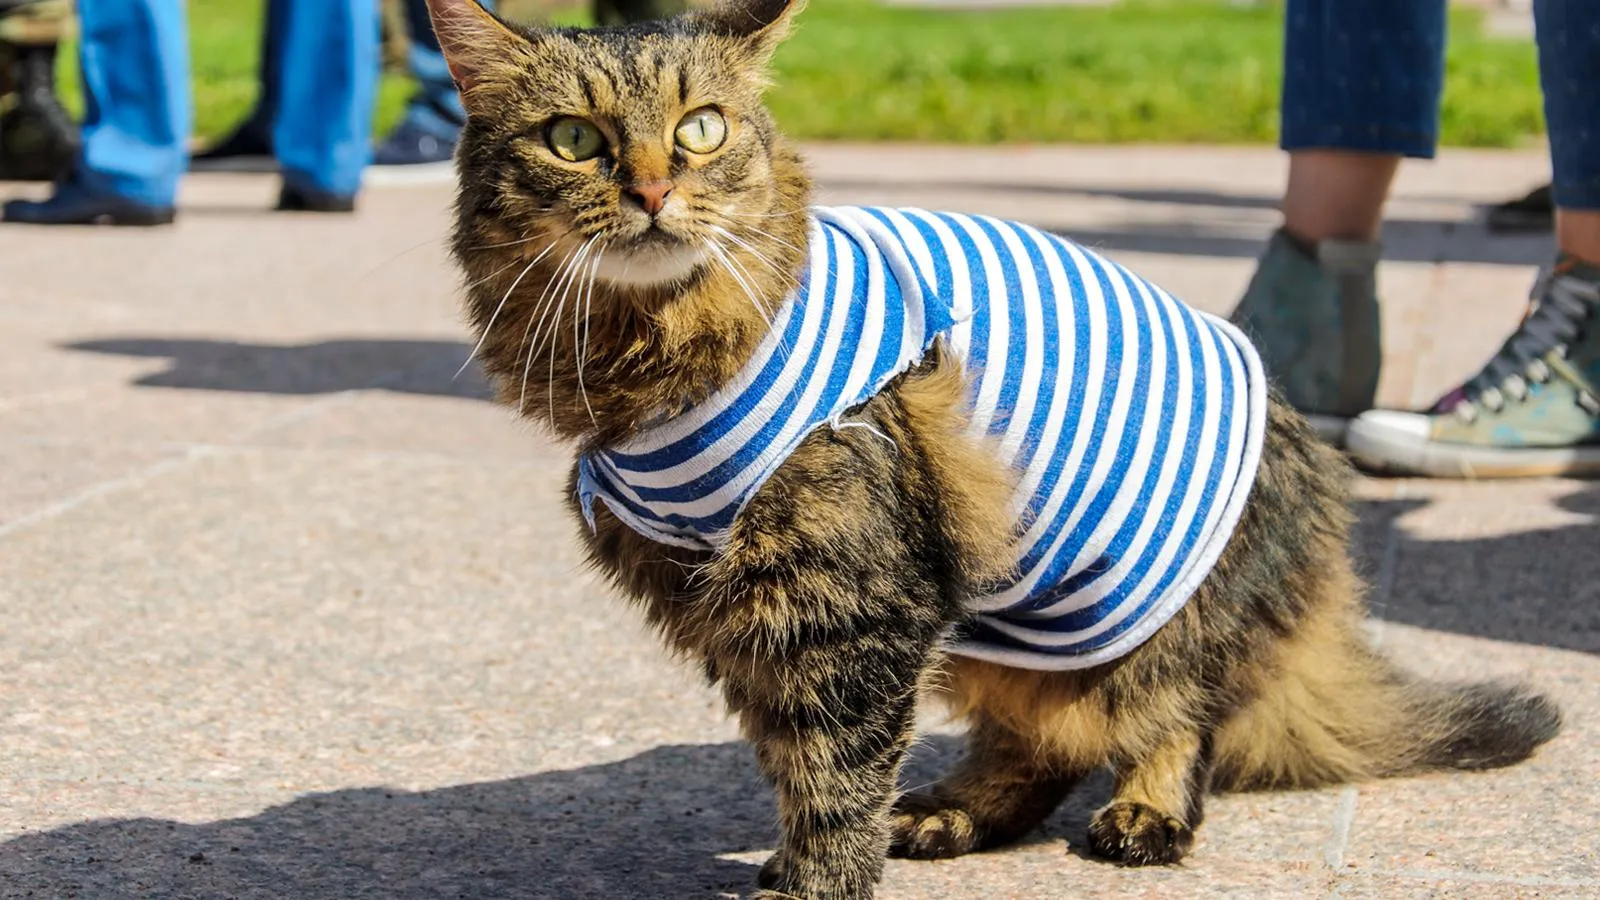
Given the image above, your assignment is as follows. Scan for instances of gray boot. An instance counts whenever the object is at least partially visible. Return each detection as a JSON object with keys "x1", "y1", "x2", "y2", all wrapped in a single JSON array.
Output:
[{"x1": 1230, "y1": 229, "x2": 1382, "y2": 444}]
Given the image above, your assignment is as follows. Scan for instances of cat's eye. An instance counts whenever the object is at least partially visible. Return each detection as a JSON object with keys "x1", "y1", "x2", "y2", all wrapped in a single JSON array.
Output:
[
  {"x1": 547, "y1": 116, "x2": 605, "y2": 162},
  {"x1": 674, "y1": 108, "x2": 728, "y2": 154}
]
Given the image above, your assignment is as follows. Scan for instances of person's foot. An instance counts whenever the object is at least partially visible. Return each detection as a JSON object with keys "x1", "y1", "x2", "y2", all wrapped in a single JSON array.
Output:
[
  {"x1": 189, "y1": 120, "x2": 273, "y2": 172},
  {"x1": 1230, "y1": 228, "x2": 1383, "y2": 445},
  {"x1": 1485, "y1": 182, "x2": 1554, "y2": 234},
  {"x1": 275, "y1": 182, "x2": 356, "y2": 213},
  {"x1": 372, "y1": 119, "x2": 458, "y2": 167},
  {"x1": 2, "y1": 179, "x2": 175, "y2": 226},
  {"x1": 1346, "y1": 256, "x2": 1600, "y2": 478}
]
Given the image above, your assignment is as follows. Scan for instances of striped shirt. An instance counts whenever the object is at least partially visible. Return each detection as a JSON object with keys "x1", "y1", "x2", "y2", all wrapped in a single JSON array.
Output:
[{"x1": 577, "y1": 206, "x2": 1267, "y2": 670}]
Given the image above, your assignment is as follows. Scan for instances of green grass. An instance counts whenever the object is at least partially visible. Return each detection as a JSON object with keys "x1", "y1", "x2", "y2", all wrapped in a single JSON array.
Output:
[
  {"x1": 54, "y1": 0, "x2": 1546, "y2": 149},
  {"x1": 767, "y1": 0, "x2": 1545, "y2": 147}
]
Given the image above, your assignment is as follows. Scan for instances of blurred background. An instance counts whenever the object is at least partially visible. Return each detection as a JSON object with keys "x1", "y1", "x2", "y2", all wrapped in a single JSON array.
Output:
[{"x1": 37, "y1": 0, "x2": 1549, "y2": 151}]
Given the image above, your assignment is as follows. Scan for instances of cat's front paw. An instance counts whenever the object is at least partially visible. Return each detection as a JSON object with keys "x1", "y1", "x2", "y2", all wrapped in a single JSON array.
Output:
[
  {"x1": 755, "y1": 850, "x2": 877, "y2": 899},
  {"x1": 888, "y1": 791, "x2": 982, "y2": 860},
  {"x1": 1087, "y1": 801, "x2": 1194, "y2": 866}
]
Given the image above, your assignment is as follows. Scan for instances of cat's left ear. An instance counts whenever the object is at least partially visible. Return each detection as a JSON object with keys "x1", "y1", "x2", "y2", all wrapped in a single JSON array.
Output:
[
  {"x1": 421, "y1": 0, "x2": 532, "y2": 102},
  {"x1": 694, "y1": 0, "x2": 806, "y2": 63}
]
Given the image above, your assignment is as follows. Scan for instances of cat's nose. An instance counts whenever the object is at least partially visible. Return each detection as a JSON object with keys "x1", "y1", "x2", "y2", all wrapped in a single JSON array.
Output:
[{"x1": 624, "y1": 180, "x2": 675, "y2": 217}]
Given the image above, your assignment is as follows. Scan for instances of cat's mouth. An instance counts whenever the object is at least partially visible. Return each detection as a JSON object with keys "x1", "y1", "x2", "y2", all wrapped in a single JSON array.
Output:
[{"x1": 593, "y1": 227, "x2": 706, "y2": 289}]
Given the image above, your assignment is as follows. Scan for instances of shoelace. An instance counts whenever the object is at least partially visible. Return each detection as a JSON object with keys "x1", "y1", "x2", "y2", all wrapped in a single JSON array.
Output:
[{"x1": 1447, "y1": 270, "x2": 1600, "y2": 421}]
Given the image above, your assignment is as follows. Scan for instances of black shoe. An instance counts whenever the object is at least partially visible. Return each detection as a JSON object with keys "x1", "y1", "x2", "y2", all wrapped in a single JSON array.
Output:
[
  {"x1": 1486, "y1": 182, "x2": 1554, "y2": 233},
  {"x1": 373, "y1": 119, "x2": 458, "y2": 167},
  {"x1": 275, "y1": 182, "x2": 356, "y2": 213},
  {"x1": 2, "y1": 180, "x2": 175, "y2": 226}
]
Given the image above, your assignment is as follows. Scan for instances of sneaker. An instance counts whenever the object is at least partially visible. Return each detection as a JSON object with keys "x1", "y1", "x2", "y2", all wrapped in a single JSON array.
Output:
[
  {"x1": 372, "y1": 119, "x2": 457, "y2": 167},
  {"x1": 1230, "y1": 229, "x2": 1383, "y2": 444},
  {"x1": 1346, "y1": 256, "x2": 1600, "y2": 478},
  {"x1": 2, "y1": 178, "x2": 175, "y2": 226}
]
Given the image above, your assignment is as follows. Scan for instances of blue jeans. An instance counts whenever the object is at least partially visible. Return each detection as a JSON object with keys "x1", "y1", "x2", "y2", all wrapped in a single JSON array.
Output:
[
  {"x1": 1281, "y1": 0, "x2": 1600, "y2": 210},
  {"x1": 398, "y1": 0, "x2": 495, "y2": 140},
  {"x1": 245, "y1": 0, "x2": 493, "y2": 144},
  {"x1": 77, "y1": 0, "x2": 377, "y2": 205}
]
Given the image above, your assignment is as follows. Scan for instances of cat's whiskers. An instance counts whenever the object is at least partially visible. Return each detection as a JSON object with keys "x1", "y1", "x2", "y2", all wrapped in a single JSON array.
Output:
[
  {"x1": 702, "y1": 238, "x2": 773, "y2": 329},
  {"x1": 718, "y1": 206, "x2": 802, "y2": 220},
  {"x1": 465, "y1": 256, "x2": 528, "y2": 292},
  {"x1": 716, "y1": 219, "x2": 806, "y2": 260},
  {"x1": 457, "y1": 237, "x2": 559, "y2": 380},
  {"x1": 534, "y1": 236, "x2": 598, "y2": 367},
  {"x1": 711, "y1": 225, "x2": 800, "y2": 290},
  {"x1": 544, "y1": 236, "x2": 601, "y2": 421},
  {"x1": 508, "y1": 243, "x2": 576, "y2": 409},
  {"x1": 518, "y1": 238, "x2": 593, "y2": 413},
  {"x1": 458, "y1": 213, "x2": 564, "y2": 252},
  {"x1": 721, "y1": 244, "x2": 778, "y2": 320},
  {"x1": 574, "y1": 240, "x2": 608, "y2": 426}
]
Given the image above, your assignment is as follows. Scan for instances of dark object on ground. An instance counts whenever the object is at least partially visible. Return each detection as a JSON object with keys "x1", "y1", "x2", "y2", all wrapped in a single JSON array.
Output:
[
  {"x1": 0, "y1": 0, "x2": 79, "y2": 181},
  {"x1": 276, "y1": 182, "x2": 357, "y2": 213},
  {"x1": 190, "y1": 121, "x2": 274, "y2": 171},
  {"x1": 1486, "y1": 182, "x2": 1554, "y2": 233},
  {"x1": 1, "y1": 179, "x2": 176, "y2": 225}
]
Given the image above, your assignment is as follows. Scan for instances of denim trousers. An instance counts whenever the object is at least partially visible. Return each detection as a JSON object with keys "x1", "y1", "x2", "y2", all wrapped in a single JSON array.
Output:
[
  {"x1": 397, "y1": 0, "x2": 496, "y2": 140},
  {"x1": 77, "y1": 0, "x2": 377, "y2": 205},
  {"x1": 1281, "y1": 0, "x2": 1600, "y2": 209},
  {"x1": 244, "y1": 0, "x2": 494, "y2": 147}
]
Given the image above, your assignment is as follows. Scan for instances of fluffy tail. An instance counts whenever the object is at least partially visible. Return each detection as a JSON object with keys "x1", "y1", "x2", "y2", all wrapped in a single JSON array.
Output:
[{"x1": 1212, "y1": 606, "x2": 1562, "y2": 791}]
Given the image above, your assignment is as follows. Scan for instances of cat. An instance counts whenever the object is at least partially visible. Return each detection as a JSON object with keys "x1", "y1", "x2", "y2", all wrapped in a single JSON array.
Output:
[{"x1": 419, "y1": 0, "x2": 1562, "y2": 897}]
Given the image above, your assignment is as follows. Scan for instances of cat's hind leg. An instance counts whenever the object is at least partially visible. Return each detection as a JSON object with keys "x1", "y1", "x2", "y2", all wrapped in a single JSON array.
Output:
[{"x1": 889, "y1": 715, "x2": 1081, "y2": 859}]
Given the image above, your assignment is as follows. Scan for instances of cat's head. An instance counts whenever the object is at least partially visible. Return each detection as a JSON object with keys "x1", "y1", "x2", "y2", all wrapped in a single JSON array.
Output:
[{"x1": 424, "y1": 0, "x2": 810, "y2": 292}]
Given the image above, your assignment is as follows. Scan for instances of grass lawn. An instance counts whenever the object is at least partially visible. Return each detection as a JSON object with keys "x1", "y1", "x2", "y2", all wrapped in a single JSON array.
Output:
[
  {"x1": 767, "y1": 0, "x2": 1544, "y2": 146},
  {"x1": 55, "y1": 0, "x2": 1545, "y2": 149}
]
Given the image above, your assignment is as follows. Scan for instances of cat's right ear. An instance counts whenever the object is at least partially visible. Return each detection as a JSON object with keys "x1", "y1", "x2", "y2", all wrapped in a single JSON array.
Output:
[
  {"x1": 695, "y1": 0, "x2": 806, "y2": 63},
  {"x1": 422, "y1": 0, "x2": 530, "y2": 101}
]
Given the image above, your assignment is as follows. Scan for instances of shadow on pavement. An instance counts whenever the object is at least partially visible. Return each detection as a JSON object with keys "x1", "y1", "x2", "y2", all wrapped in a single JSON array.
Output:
[
  {"x1": 817, "y1": 177, "x2": 1554, "y2": 267},
  {"x1": 1, "y1": 498, "x2": 1587, "y2": 897},
  {"x1": 0, "y1": 736, "x2": 1098, "y2": 900},
  {"x1": 65, "y1": 337, "x2": 494, "y2": 401},
  {"x1": 0, "y1": 743, "x2": 770, "y2": 899},
  {"x1": 1354, "y1": 490, "x2": 1600, "y2": 656},
  {"x1": 1057, "y1": 219, "x2": 1551, "y2": 268}
]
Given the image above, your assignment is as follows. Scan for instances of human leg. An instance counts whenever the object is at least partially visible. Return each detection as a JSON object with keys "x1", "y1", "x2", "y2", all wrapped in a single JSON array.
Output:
[
  {"x1": 374, "y1": 0, "x2": 495, "y2": 165},
  {"x1": 1345, "y1": 0, "x2": 1600, "y2": 477},
  {"x1": 1231, "y1": 0, "x2": 1448, "y2": 441},
  {"x1": 270, "y1": 0, "x2": 378, "y2": 208},
  {"x1": 2, "y1": 0, "x2": 185, "y2": 224}
]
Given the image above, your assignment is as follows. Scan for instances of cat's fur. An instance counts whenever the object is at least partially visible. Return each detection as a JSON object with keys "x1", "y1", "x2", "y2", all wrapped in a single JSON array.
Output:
[{"x1": 421, "y1": 0, "x2": 1562, "y2": 896}]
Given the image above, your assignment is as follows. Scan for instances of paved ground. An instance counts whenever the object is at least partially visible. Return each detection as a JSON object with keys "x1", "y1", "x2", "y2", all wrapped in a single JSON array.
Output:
[{"x1": 2, "y1": 144, "x2": 1596, "y2": 899}]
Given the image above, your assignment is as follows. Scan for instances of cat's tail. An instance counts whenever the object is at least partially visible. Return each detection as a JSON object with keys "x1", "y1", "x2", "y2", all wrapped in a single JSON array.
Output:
[{"x1": 1210, "y1": 599, "x2": 1562, "y2": 791}]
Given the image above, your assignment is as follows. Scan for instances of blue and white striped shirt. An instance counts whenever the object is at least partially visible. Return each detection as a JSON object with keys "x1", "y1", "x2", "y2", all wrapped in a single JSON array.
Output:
[{"x1": 578, "y1": 207, "x2": 1267, "y2": 670}]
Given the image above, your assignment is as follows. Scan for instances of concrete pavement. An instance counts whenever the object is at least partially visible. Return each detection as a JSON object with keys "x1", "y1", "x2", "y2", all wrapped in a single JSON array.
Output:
[{"x1": 2, "y1": 144, "x2": 1595, "y2": 899}]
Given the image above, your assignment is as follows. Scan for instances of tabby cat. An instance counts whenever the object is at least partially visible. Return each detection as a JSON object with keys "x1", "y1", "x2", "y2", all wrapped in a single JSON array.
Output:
[{"x1": 420, "y1": 0, "x2": 1562, "y2": 897}]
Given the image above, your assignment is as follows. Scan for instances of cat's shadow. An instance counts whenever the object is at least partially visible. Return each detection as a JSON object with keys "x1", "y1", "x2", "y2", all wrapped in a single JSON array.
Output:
[{"x1": 0, "y1": 737, "x2": 1110, "y2": 900}]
